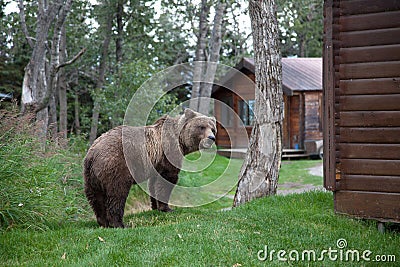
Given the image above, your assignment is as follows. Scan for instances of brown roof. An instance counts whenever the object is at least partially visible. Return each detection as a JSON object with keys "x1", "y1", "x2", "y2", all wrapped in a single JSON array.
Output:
[{"x1": 238, "y1": 57, "x2": 322, "y2": 95}]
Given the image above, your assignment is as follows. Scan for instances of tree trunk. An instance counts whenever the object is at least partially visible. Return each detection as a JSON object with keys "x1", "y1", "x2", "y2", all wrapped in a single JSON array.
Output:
[
  {"x1": 19, "y1": 0, "x2": 75, "y2": 145},
  {"x1": 299, "y1": 36, "x2": 306, "y2": 57},
  {"x1": 58, "y1": 24, "x2": 68, "y2": 141},
  {"x1": 89, "y1": 12, "x2": 113, "y2": 145},
  {"x1": 233, "y1": 0, "x2": 283, "y2": 207},
  {"x1": 189, "y1": 0, "x2": 209, "y2": 112},
  {"x1": 116, "y1": 0, "x2": 124, "y2": 66},
  {"x1": 198, "y1": 0, "x2": 226, "y2": 115},
  {"x1": 48, "y1": 93, "x2": 58, "y2": 140},
  {"x1": 74, "y1": 93, "x2": 81, "y2": 135}
]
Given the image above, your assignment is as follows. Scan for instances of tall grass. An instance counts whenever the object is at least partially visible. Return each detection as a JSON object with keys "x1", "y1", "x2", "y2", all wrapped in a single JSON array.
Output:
[{"x1": 0, "y1": 110, "x2": 90, "y2": 231}]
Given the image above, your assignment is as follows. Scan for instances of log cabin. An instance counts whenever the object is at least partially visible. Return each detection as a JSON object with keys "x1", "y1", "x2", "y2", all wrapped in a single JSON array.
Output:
[
  {"x1": 212, "y1": 57, "x2": 323, "y2": 158},
  {"x1": 323, "y1": 0, "x2": 400, "y2": 225}
]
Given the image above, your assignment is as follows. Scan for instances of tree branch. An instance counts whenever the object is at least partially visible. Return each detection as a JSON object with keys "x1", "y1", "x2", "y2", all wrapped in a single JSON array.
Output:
[
  {"x1": 56, "y1": 48, "x2": 87, "y2": 71},
  {"x1": 18, "y1": 0, "x2": 34, "y2": 48}
]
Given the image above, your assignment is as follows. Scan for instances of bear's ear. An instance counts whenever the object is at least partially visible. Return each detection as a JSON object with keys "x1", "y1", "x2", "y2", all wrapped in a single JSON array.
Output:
[{"x1": 183, "y1": 108, "x2": 198, "y2": 120}]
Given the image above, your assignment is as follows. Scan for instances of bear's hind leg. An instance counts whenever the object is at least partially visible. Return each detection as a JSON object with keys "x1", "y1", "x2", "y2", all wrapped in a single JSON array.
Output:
[
  {"x1": 93, "y1": 191, "x2": 109, "y2": 227},
  {"x1": 105, "y1": 184, "x2": 131, "y2": 228},
  {"x1": 85, "y1": 185, "x2": 109, "y2": 227},
  {"x1": 105, "y1": 195, "x2": 127, "y2": 228}
]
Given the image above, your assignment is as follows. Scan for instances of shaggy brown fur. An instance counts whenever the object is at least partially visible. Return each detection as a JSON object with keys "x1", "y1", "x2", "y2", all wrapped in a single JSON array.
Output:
[{"x1": 83, "y1": 109, "x2": 216, "y2": 228}]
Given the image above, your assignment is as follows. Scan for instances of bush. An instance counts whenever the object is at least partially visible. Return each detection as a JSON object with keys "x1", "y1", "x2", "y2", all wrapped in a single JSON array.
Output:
[{"x1": 0, "y1": 110, "x2": 90, "y2": 231}]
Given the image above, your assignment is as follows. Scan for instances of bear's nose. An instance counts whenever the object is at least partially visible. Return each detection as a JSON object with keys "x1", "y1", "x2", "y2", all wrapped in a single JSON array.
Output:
[{"x1": 208, "y1": 135, "x2": 215, "y2": 142}]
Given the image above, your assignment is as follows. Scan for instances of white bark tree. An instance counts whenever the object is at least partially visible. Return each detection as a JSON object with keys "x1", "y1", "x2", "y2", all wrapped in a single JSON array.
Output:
[
  {"x1": 189, "y1": 0, "x2": 209, "y2": 113},
  {"x1": 233, "y1": 0, "x2": 283, "y2": 207},
  {"x1": 19, "y1": 0, "x2": 85, "y2": 143},
  {"x1": 189, "y1": 0, "x2": 227, "y2": 115},
  {"x1": 197, "y1": 0, "x2": 226, "y2": 115}
]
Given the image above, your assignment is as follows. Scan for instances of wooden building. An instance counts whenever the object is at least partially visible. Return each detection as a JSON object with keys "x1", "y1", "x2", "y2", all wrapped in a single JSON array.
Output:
[
  {"x1": 323, "y1": 0, "x2": 400, "y2": 223},
  {"x1": 212, "y1": 57, "x2": 323, "y2": 156}
]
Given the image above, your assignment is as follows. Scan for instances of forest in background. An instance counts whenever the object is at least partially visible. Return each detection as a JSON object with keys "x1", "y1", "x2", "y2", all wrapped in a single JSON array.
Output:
[{"x1": 0, "y1": 0, "x2": 322, "y2": 144}]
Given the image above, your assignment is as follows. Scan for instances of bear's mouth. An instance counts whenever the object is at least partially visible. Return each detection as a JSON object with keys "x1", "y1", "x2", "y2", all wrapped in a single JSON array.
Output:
[{"x1": 200, "y1": 138, "x2": 215, "y2": 149}]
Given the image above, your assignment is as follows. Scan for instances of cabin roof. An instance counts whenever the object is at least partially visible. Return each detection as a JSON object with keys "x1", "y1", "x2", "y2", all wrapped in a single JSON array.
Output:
[{"x1": 215, "y1": 57, "x2": 322, "y2": 96}]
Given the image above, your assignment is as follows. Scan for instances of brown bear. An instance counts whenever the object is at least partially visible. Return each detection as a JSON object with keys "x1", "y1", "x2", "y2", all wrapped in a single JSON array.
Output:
[{"x1": 83, "y1": 108, "x2": 216, "y2": 228}]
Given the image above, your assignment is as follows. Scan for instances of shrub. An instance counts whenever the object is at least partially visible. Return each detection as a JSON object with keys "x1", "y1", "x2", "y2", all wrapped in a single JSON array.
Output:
[{"x1": 0, "y1": 110, "x2": 90, "y2": 231}]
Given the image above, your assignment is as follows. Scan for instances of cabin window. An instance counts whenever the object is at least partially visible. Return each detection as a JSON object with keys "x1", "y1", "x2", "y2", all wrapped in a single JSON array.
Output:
[
  {"x1": 239, "y1": 100, "x2": 255, "y2": 126},
  {"x1": 220, "y1": 96, "x2": 233, "y2": 127}
]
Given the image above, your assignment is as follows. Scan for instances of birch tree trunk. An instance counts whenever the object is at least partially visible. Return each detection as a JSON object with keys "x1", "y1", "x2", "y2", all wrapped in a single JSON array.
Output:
[
  {"x1": 197, "y1": 0, "x2": 226, "y2": 115},
  {"x1": 233, "y1": 0, "x2": 283, "y2": 207},
  {"x1": 19, "y1": 0, "x2": 60, "y2": 141},
  {"x1": 189, "y1": 0, "x2": 209, "y2": 112},
  {"x1": 19, "y1": 0, "x2": 84, "y2": 144}
]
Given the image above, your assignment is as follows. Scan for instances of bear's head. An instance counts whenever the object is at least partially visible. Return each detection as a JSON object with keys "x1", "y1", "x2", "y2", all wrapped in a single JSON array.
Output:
[{"x1": 178, "y1": 108, "x2": 217, "y2": 154}]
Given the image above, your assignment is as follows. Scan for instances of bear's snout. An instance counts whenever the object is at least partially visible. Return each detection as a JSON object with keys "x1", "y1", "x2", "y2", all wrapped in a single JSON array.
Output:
[{"x1": 201, "y1": 134, "x2": 215, "y2": 149}]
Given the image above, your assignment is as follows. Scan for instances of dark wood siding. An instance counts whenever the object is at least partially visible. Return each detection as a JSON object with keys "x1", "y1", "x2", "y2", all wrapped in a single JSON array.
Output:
[
  {"x1": 324, "y1": 0, "x2": 400, "y2": 222},
  {"x1": 213, "y1": 74, "x2": 253, "y2": 149}
]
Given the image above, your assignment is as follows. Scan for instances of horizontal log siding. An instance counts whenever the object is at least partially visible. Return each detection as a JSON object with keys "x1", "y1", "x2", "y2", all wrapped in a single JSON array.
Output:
[{"x1": 324, "y1": 0, "x2": 400, "y2": 221}]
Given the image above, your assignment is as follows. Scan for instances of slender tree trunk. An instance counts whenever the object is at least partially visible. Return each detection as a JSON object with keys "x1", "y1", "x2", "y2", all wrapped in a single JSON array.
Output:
[
  {"x1": 48, "y1": 93, "x2": 58, "y2": 140},
  {"x1": 299, "y1": 36, "x2": 306, "y2": 57},
  {"x1": 233, "y1": 0, "x2": 283, "y2": 207},
  {"x1": 58, "y1": 25, "x2": 68, "y2": 141},
  {"x1": 198, "y1": 0, "x2": 226, "y2": 115},
  {"x1": 116, "y1": 0, "x2": 124, "y2": 66},
  {"x1": 189, "y1": 0, "x2": 209, "y2": 112},
  {"x1": 89, "y1": 13, "x2": 113, "y2": 145},
  {"x1": 74, "y1": 93, "x2": 81, "y2": 135}
]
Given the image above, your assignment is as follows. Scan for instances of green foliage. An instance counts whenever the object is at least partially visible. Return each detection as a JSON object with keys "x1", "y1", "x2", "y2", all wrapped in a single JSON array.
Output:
[
  {"x1": 0, "y1": 114, "x2": 90, "y2": 231},
  {"x1": 0, "y1": 2, "x2": 32, "y2": 98},
  {"x1": 100, "y1": 60, "x2": 178, "y2": 131},
  {"x1": 277, "y1": 0, "x2": 323, "y2": 57}
]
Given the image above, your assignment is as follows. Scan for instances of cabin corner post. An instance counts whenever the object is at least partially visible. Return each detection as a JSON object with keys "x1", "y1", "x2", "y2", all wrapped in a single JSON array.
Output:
[{"x1": 323, "y1": 0, "x2": 336, "y2": 191}]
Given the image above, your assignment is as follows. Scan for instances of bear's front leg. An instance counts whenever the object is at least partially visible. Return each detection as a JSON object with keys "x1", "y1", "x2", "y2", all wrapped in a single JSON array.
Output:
[
  {"x1": 150, "y1": 172, "x2": 179, "y2": 212},
  {"x1": 148, "y1": 177, "x2": 159, "y2": 210}
]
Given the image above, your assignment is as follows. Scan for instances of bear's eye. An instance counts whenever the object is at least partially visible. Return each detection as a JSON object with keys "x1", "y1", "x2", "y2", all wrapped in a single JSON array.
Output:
[{"x1": 199, "y1": 126, "x2": 206, "y2": 131}]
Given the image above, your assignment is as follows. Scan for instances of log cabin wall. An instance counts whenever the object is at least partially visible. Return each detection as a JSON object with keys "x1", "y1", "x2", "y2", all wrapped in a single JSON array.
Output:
[
  {"x1": 213, "y1": 57, "x2": 323, "y2": 150},
  {"x1": 323, "y1": 0, "x2": 400, "y2": 222},
  {"x1": 213, "y1": 73, "x2": 255, "y2": 148}
]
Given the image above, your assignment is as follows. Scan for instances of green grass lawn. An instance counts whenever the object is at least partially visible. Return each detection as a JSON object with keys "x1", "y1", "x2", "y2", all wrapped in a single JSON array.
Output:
[
  {"x1": 1, "y1": 191, "x2": 399, "y2": 266},
  {"x1": 279, "y1": 160, "x2": 323, "y2": 186},
  {"x1": 1, "y1": 133, "x2": 398, "y2": 266}
]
